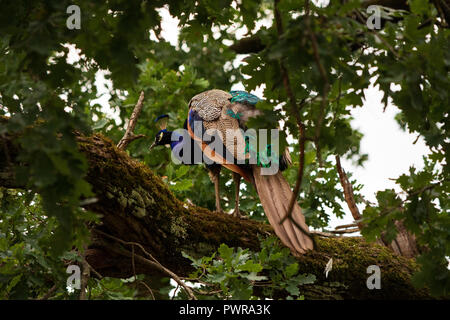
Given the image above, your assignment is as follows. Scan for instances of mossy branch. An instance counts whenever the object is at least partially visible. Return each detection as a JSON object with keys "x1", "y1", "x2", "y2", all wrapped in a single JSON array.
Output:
[{"x1": 0, "y1": 130, "x2": 432, "y2": 299}]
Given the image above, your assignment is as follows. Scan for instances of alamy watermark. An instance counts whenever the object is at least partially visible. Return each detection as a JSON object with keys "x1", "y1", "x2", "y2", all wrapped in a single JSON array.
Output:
[
  {"x1": 366, "y1": 265, "x2": 381, "y2": 289},
  {"x1": 66, "y1": 5, "x2": 81, "y2": 30},
  {"x1": 366, "y1": 5, "x2": 382, "y2": 30},
  {"x1": 170, "y1": 125, "x2": 281, "y2": 175},
  {"x1": 66, "y1": 264, "x2": 81, "y2": 292}
]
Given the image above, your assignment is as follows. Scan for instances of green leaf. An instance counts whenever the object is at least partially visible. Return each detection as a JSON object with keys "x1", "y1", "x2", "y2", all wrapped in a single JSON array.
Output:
[
  {"x1": 237, "y1": 260, "x2": 263, "y2": 273},
  {"x1": 92, "y1": 118, "x2": 109, "y2": 130},
  {"x1": 243, "y1": 272, "x2": 267, "y2": 281},
  {"x1": 284, "y1": 263, "x2": 299, "y2": 278},
  {"x1": 218, "y1": 244, "x2": 234, "y2": 262},
  {"x1": 285, "y1": 282, "x2": 300, "y2": 296},
  {"x1": 409, "y1": 0, "x2": 429, "y2": 15},
  {"x1": 170, "y1": 179, "x2": 193, "y2": 191}
]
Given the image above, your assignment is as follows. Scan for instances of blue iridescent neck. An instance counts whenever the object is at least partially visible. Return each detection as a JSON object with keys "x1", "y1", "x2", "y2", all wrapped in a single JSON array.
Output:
[{"x1": 170, "y1": 131, "x2": 183, "y2": 150}]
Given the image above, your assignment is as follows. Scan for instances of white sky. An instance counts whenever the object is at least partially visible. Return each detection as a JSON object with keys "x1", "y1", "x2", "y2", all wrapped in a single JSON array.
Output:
[
  {"x1": 329, "y1": 84, "x2": 429, "y2": 229},
  {"x1": 89, "y1": 8, "x2": 430, "y2": 231}
]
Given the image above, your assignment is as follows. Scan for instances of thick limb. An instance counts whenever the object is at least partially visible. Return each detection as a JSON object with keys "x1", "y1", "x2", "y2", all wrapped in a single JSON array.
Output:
[{"x1": 207, "y1": 165, "x2": 223, "y2": 214}]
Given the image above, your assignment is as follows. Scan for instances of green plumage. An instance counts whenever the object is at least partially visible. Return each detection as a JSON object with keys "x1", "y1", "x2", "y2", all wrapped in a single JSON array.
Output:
[{"x1": 229, "y1": 90, "x2": 261, "y2": 105}]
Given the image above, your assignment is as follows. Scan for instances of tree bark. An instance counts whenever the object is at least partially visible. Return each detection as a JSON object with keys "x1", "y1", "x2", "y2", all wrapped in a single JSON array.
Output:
[{"x1": 0, "y1": 129, "x2": 432, "y2": 299}]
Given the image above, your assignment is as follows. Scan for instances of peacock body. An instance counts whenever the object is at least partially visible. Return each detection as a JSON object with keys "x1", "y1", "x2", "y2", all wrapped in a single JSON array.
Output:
[{"x1": 151, "y1": 89, "x2": 313, "y2": 256}]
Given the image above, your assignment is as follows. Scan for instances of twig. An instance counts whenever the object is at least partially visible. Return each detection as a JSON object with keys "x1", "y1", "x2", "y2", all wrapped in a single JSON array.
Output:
[
  {"x1": 310, "y1": 231, "x2": 338, "y2": 238},
  {"x1": 79, "y1": 246, "x2": 90, "y2": 300},
  {"x1": 432, "y1": 0, "x2": 449, "y2": 27},
  {"x1": 281, "y1": 124, "x2": 307, "y2": 228},
  {"x1": 117, "y1": 91, "x2": 146, "y2": 150},
  {"x1": 171, "y1": 284, "x2": 180, "y2": 300},
  {"x1": 131, "y1": 244, "x2": 137, "y2": 288},
  {"x1": 129, "y1": 245, "x2": 155, "y2": 299},
  {"x1": 139, "y1": 281, "x2": 156, "y2": 300},
  {"x1": 373, "y1": 32, "x2": 400, "y2": 58},
  {"x1": 38, "y1": 284, "x2": 58, "y2": 300},
  {"x1": 94, "y1": 229, "x2": 197, "y2": 300},
  {"x1": 192, "y1": 287, "x2": 223, "y2": 296},
  {"x1": 334, "y1": 222, "x2": 359, "y2": 230},
  {"x1": 84, "y1": 260, "x2": 103, "y2": 280},
  {"x1": 110, "y1": 244, "x2": 197, "y2": 299},
  {"x1": 311, "y1": 227, "x2": 360, "y2": 237},
  {"x1": 329, "y1": 228, "x2": 360, "y2": 234},
  {"x1": 305, "y1": 0, "x2": 329, "y2": 168},
  {"x1": 335, "y1": 155, "x2": 363, "y2": 230},
  {"x1": 77, "y1": 247, "x2": 103, "y2": 297},
  {"x1": 332, "y1": 75, "x2": 343, "y2": 123}
]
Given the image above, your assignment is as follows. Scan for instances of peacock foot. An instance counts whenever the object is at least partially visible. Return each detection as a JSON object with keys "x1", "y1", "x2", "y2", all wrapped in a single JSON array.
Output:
[{"x1": 232, "y1": 209, "x2": 248, "y2": 219}]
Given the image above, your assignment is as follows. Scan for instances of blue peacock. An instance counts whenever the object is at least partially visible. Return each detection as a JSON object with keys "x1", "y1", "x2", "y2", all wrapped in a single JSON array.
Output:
[{"x1": 149, "y1": 89, "x2": 313, "y2": 256}]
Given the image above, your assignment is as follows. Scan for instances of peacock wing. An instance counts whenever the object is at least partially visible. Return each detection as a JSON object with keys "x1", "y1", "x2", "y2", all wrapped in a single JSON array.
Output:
[
  {"x1": 189, "y1": 89, "x2": 232, "y2": 122},
  {"x1": 202, "y1": 104, "x2": 248, "y2": 162}
]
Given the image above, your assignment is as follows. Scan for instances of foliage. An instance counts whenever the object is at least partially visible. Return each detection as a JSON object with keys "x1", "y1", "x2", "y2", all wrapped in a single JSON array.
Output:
[
  {"x1": 0, "y1": 189, "x2": 87, "y2": 299},
  {"x1": 362, "y1": 153, "x2": 450, "y2": 296},
  {"x1": 87, "y1": 277, "x2": 140, "y2": 300},
  {"x1": 0, "y1": 0, "x2": 448, "y2": 299},
  {"x1": 181, "y1": 236, "x2": 315, "y2": 300}
]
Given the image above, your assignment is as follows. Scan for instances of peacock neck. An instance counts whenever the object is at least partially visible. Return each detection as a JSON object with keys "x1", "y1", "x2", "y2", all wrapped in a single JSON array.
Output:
[{"x1": 169, "y1": 131, "x2": 183, "y2": 150}]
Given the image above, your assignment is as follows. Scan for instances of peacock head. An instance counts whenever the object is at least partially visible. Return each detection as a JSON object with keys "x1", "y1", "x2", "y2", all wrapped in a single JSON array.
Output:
[
  {"x1": 149, "y1": 129, "x2": 173, "y2": 150},
  {"x1": 149, "y1": 114, "x2": 171, "y2": 150}
]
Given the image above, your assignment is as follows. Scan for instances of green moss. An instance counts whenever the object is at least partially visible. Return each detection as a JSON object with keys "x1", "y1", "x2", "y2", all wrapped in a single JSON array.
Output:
[
  {"x1": 132, "y1": 207, "x2": 146, "y2": 218},
  {"x1": 138, "y1": 186, "x2": 155, "y2": 207},
  {"x1": 170, "y1": 216, "x2": 188, "y2": 241},
  {"x1": 128, "y1": 189, "x2": 147, "y2": 218},
  {"x1": 295, "y1": 236, "x2": 430, "y2": 299},
  {"x1": 117, "y1": 191, "x2": 128, "y2": 209}
]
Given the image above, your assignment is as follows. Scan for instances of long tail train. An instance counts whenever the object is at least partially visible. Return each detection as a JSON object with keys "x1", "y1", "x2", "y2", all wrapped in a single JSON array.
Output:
[{"x1": 251, "y1": 166, "x2": 314, "y2": 256}]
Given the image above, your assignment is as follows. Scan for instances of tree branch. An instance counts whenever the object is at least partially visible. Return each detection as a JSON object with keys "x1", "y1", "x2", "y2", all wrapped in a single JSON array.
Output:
[
  {"x1": 228, "y1": 0, "x2": 446, "y2": 55},
  {"x1": 335, "y1": 155, "x2": 419, "y2": 258},
  {"x1": 335, "y1": 155, "x2": 363, "y2": 229},
  {"x1": 0, "y1": 128, "x2": 431, "y2": 299},
  {"x1": 79, "y1": 246, "x2": 90, "y2": 300},
  {"x1": 94, "y1": 229, "x2": 197, "y2": 300},
  {"x1": 117, "y1": 91, "x2": 146, "y2": 150},
  {"x1": 37, "y1": 284, "x2": 58, "y2": 300}
]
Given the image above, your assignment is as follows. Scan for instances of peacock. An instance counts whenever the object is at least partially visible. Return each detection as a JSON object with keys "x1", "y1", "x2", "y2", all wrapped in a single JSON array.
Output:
[{"x1": 149, "y1": 89, "x2": 313, "y2": 255}]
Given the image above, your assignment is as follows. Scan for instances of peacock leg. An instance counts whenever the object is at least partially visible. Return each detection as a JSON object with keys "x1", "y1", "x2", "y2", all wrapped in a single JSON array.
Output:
[
  {"x1": 208, "y1": 166, "x2": 223, "y2": 214},
  {"x1": 231, "y1": 172, "x2": 246, "y2": 219}
]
